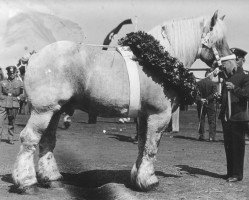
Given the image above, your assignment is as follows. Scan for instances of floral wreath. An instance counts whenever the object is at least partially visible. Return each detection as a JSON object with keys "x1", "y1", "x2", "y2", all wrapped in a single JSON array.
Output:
[{"x1": 118, "y1": 31, "x2": 197, "y2": 105}]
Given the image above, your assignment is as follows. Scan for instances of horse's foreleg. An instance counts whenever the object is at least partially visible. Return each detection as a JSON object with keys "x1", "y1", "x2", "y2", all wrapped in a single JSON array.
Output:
[
  {"x1": 131, "y1": 110, "x2": 171, "y2": 191},
  {"x1": 37, "y1": 111, "x2": 62, "y2": 187},
  {"x1": 12, "y1": 110, "x2": 54, "y2": 190}
]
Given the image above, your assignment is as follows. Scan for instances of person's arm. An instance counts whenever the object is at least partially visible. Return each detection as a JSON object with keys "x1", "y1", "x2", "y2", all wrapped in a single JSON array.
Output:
[
  {"x1": 195, "y1": 82, "x2": 207, "y2": 104},
  {"x1": 0, "y1": 81, "x2": 4, "y2": 100},
  {"x1": 206, "y1": 83, "x2": 217, "y2": 101},
  {"x1": 16, "y1": 81, "x2": 24, "y2": 101},
  {"x1": 232, "y1": 75, "x2": 249, "y2": 99},
  {"x1": 226, "y1": 74, "x2": 249, "y2": 99},
  {"x1": 195, "y1": 83, "x2": 202, "y2": 102}
]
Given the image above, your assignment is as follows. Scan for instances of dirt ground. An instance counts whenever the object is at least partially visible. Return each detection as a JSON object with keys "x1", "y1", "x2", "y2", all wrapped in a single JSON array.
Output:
[{"x1": 0, "y1": 107, "x2": 249, "y2": 200}]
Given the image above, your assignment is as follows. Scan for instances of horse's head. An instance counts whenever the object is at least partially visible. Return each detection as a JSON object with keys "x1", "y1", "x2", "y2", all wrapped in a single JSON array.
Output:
[{"x1": 198, "y1": 10, "x2": 237, "y2": 78}]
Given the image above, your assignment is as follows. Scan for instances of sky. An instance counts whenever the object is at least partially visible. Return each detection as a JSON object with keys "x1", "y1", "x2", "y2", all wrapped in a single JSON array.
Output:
[{"x1": 0, "y1": 0, "x2": 248, "y2": 78}]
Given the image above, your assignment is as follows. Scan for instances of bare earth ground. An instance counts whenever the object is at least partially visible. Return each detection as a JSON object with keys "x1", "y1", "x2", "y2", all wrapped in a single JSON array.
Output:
[{"x1": 0, "y1": 107, "x2": 249, "y2": 200}]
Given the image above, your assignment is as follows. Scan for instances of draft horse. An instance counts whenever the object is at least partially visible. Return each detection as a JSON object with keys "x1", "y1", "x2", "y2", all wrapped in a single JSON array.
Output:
[{"x1": 12, "y1": 11, "x2": 237, "y2": 192}]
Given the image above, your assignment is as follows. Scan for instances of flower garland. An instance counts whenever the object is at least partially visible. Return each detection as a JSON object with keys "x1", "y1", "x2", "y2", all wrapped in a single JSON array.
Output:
[{"x1": 118, "y1": 31, "x2": 197, "y2": 105}]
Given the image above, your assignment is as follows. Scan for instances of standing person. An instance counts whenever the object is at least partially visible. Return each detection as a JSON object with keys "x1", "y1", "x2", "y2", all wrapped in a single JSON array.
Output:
[
  {"x1": 219, "y1": 48, "x2": 249, "y2": 182},
  {"x1": 171, "y1": 107, "x2": 180, "y2": 133},
  {"x1": 196, "y1": 70, "x2": 217, "y2": 141},
  {"x1": 0, "y1": 68, "x2": 4, "y2": 81},
  {"x1": 165, "y1": 108, "x2": 179, "y2": 134},
  {"x1": 0, "y1": 66, "x2": 23, "y2": 144}
]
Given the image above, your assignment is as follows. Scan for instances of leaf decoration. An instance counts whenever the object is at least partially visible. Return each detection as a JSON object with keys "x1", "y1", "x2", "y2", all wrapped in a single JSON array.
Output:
[{"x1": 118, "y1": 31, "x2": 197, "y2": 105}]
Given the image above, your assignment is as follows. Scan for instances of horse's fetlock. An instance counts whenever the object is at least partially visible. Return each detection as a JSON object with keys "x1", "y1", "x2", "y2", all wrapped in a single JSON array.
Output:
[
  {"x1": 148, "y1": 153, "x2": 156, "y2": 158},
  {"x1": 23, "y1": 143, "x2": 37, "y2": 152},
  {"x1": 145, "y1": 150, "x2": 157, "y2": 159}
]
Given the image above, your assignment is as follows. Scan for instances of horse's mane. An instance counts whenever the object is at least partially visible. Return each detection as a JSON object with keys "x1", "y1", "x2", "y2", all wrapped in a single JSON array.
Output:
[{"x1": 148, "y1": 15, "x2": 227, "y2": 68}]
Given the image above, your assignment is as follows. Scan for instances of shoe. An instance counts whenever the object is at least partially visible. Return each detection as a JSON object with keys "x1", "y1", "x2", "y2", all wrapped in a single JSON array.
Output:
[
  {"x1": 226, "y1": 176, "x2": 242, "y2": 182},
  {"x1": 198, "y1": 136, "x2": 204, "y2": 141},
  {"x1": 222, "y1": 174, "x2": 231, "y2": 180},
  {"x1": 133, "y1": 140, "x2": 138, "y2": 144},
  {"x1": 118, "y1": 118, "x2": 125, "y2": 123},
  {"x1": 171, "y1": 131, "x2": 179, "y2": 134},
  {"x1": 8, "y1": 141, "x2": 14, "y2": 145},
  {"x1": 209, "y1": 138, "x2": 216, "y2": 142}
]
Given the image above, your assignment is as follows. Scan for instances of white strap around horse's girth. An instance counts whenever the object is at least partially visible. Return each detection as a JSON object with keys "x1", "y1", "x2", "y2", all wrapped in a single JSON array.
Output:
[{"x1": 117, "y1": 46, "x2": 141, "y2": 117}]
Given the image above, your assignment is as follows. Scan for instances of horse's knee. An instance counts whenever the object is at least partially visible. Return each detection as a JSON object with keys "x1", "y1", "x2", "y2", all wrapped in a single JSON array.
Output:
[{"x1": 20, "y1": 126, "x2": 40, "y2": 147}]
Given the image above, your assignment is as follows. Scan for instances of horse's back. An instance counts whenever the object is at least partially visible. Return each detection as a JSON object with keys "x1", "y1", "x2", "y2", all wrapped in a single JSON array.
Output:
[{"x1": 24, "y1": 41, "x2": 169, "y2": 116}]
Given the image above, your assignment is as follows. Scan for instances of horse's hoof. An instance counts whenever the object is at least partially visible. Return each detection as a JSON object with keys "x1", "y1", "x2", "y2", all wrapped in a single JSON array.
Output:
[
  {"x1": 144, "y1": 176, "x2": 159, "y2": 191},
  {"x1": 15, "y1": 185, "x2": 40, "y2": 195},
  {"x1": 132, "y1": 172, "x2": 159, "y2": 191},
  {"x1": 49, "y1": 181, "x2": 64, "y2": 188},
  {"x1": 39, "y1": 181, "x2": 64, "y2": 189}
]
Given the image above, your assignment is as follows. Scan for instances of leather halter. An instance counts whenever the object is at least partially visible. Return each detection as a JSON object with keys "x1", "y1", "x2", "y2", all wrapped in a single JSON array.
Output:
[{"x1": 197, "y1": 30, "x2": 236, "y2": 67}]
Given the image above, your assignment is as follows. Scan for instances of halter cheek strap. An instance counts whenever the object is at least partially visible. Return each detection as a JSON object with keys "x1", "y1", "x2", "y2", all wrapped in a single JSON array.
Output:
[{"x1": 196, "y1": 31, "x2": 236, "y2": 66}]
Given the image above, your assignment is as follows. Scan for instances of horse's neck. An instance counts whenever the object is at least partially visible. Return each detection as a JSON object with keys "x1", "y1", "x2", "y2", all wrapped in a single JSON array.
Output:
[{"x1": 148, "y1": 17, "x2": 205, "y2": 68}]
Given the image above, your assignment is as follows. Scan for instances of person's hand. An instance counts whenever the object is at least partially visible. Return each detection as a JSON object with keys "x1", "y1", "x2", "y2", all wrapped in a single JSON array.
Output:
[
  {"x1": 226, "y1": 82, "x2": 235, "y2": 90},
  {"x1": 213, "y1": 67, "x2": 220, "y2": 77},
  {"x1": 214, "y1": 92, "x2": 220, "y2": 98},
  {"x1": 214, "y1": 92, "x2": 221, "y2": 101},
  {"x1": 201, "y1": 98, "x2": 207, "y2": 104}
]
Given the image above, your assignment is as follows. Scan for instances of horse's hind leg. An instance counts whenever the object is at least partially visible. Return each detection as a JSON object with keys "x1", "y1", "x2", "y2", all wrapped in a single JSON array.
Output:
[
  {"x1": 37, "y1": 111, "x2": 62, "y2": 187},
  {"x1": 12, "y1": 109, "x2": 54, "y2": 190},
  {"x1": 131, "y1": 109, "x2": 171, "y2": 191}
]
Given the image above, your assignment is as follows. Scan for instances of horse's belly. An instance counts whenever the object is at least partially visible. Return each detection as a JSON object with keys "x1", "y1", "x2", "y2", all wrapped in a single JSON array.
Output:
[{"x1": 85, "y1": 51, "x2": 130, "y2": 117}]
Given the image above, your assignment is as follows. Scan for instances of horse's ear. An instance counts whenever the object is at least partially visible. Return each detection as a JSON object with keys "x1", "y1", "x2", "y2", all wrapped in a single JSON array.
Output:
[
  {"x1": 210, "y1": 10, "x2": 219, "y2": 30},
  {"x1": 220, "y1": 15, "x2": 225, "y2": 20}
]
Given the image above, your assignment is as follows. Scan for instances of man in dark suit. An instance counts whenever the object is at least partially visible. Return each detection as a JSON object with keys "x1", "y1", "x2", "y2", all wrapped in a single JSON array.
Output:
[
  {"x1": 0, "y1": 66, "x2": 23, "y2": 144},
  {"x1": 219, "y1": 47, "x2": 249, "y2": 182},
  {"x1": 196, "y1": 70, "x2": 218, "y2": 141}
]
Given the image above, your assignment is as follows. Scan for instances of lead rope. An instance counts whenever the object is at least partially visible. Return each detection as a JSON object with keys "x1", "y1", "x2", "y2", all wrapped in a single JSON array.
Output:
[{"x1": 197, "y1": 29, "x2": 237, "y2": 120}]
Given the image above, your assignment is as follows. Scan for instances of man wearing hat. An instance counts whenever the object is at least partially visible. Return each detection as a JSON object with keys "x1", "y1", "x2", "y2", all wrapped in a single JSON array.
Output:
[
  {"x1": 196, "y1": 69, "x2": 218, "y2": 142},
  {"x1": 0, "y1": 66, "x2": 23, "y2": 144},
  {"x1": 219, "y1": 47, "x2": 249, "y2": 182}
]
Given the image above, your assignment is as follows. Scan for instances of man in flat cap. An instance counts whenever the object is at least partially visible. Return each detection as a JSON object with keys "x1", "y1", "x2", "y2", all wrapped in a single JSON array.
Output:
[
  {"x1": 219, "y1": 47, "x2": 249, "y2": 182},
  {"x1": 0, "y1": 66, "x2": 23, "y2": 144}
]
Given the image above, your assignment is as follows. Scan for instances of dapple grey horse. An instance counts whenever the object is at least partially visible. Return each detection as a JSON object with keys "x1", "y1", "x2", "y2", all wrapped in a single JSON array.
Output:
[{"x1": 12, "y1": 11, "x2": 237, "y2": 192}]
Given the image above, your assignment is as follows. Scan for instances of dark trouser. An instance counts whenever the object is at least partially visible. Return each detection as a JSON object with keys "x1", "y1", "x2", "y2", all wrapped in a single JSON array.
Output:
[
  {"x1": 134, "y1": 117, "x2": 138, "y2": 140},
  {"x1": 0, "y1": 107, "x2": 19, "y2": 142},
  {"x1": 197, "y1": 103, "x2": 216, "y2": 139},
  {"x1": 88, "y1": 113, "x2": 97, "y2": 124},
  {"x1": 221, "y1": 120, "x2": 246, "y2": 179},
  {"x1": 19, "y1": 100, "x2": 32, "y2": 115}
]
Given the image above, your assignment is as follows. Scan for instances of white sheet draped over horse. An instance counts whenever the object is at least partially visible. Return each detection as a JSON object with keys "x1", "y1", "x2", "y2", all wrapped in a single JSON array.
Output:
[{"x1": 12, "y1": 11, "x2": 237, "y2": 192}]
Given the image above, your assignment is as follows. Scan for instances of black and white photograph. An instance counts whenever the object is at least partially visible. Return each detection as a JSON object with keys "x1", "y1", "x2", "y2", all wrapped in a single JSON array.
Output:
[{"x1": 0, "y1": 0, "x2": 248, "y2": 199}]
